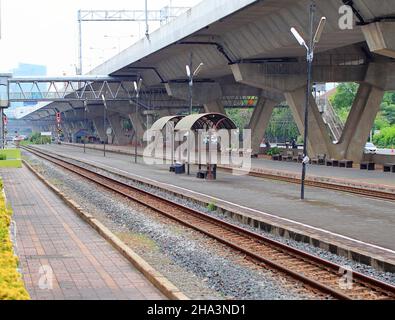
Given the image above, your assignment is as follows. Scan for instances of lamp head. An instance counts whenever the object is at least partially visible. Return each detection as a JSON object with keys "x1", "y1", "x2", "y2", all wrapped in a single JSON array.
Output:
[
  {"x1": 134, "y1": 78, "x2": 142, "y2": 92},
  {"x1": 290, "y1": 27, "x2": 306, "y2": 47},
  {"x1": 193, "y1": 63, "x2": 204, "y2": 77},
  {"x1": 186, "y1": 65, "x2": 191, "y2": 78},
  {"x1": 313, "y1": 17, "x2": 327, "y2": 44}
]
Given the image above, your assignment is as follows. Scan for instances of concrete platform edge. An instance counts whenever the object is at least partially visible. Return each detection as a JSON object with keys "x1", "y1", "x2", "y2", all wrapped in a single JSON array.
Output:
[
  {"x1": 22, "y1": 159, "x2": 189, "y2": 300},
  {"x1": 63, "y1": 142, "x2": 395, "y2": 194}
]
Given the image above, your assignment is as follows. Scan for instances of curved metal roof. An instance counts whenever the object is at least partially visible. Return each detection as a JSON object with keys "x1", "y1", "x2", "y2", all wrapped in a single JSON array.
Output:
[
  {"x1": 150, "y1": 115, "x2": 185, "y2": 131},
  {"x1": 174, "y1": 113, "x2": 236, "y2": 131}
]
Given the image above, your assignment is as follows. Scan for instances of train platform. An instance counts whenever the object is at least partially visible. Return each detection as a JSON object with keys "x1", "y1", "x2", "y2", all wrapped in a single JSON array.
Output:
[
  {"x1": 63, "y1": 142, "x2": 395, "y2": 192},
  {"x1": 32, "y1": 144, "x2": 395, "y2": 272},
  {"x1": 0, "y1": 165, "x2": 165, "y2": 300}
]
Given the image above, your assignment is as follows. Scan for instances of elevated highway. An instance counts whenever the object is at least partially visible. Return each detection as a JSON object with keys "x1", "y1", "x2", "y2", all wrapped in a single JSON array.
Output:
[{"x1": 20, "y1": 0, "x2": 395, "y2": 161}]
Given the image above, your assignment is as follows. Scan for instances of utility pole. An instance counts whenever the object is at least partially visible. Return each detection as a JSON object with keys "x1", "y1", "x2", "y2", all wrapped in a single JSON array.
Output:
[
  {"x1": 145, "y1": 0, "x2": 149, "y2": 40},
  {"x1": 0, "y1": 0, "x2": 2, "y2": 40},
  {"x1": 76, "y1": 6, "x2": 190, "y2": 73},
  {"x1": 78, "y1": 10, "x2": 82, "y2": 75}
]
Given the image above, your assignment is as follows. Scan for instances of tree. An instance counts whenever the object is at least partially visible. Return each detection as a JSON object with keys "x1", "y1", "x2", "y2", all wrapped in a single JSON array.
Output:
[
  {"x1": 329, "y1": 83, "x2": 359, "y2": 122},
  {"x1": 373, "y1": 126, "x2": 395, "y2": 148},
  {"x1": 381, "y1": 92, "x2": 395, "y2": 125},
  {"x1": 330, "y1": 84, "x2": 395, "y2": 140},
  {"x1": 265, "y1": 107, "x2": 300, "y2": 142},
  {"x1": 226, "y1": 108, "x2": 253, "y2": 131}
]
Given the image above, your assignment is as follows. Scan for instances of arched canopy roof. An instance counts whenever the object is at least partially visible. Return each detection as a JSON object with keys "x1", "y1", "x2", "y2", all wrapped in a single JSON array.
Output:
[
  {"x1": 150, "y1": 115, "x2": 185, "y2": 131},
  {"x1": 174, "y1": 113, "x2": 236, "y2": 131}
]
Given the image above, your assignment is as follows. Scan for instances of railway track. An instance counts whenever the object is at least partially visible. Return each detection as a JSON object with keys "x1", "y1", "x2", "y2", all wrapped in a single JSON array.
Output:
[
  {"x1": 60, "y1": 142, "x2": 395, "y2": 201},
  {"x1": 220, "y1": 166, "x2": 395, "y2": 202},
  {"x1": 23, "y1": 146, "x2": 395, "y2": 300}
]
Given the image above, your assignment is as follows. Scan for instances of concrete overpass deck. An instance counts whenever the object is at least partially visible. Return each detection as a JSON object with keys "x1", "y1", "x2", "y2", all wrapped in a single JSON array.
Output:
[
  {"x1": 20, "y1": 0, "x2": 395, "y2": 165},
  {"x1": 31, "y1": 144, "x2": 395, "y2": 271}
]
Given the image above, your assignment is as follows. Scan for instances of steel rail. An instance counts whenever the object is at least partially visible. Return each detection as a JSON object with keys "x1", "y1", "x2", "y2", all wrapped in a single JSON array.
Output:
[
  {"x1": 23, "y1": 146, "x2": 395, "y2": 300},
  {"x1": 220, "y1": 166, "x2": 395, "y2": 201}
]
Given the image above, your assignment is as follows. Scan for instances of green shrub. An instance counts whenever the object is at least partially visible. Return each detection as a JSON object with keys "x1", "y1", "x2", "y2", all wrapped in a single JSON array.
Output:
[
  {"x1": 28, "y1": 132, "x2": 51, "y2": 145},
  {"x1": 373, "y1": 126, "x2": 395, "y2": 148},
  {"x1": 0, "y1": 154, "x2": 6, "y2": 161},
  {"x1": 267, "y1": 147, "x2": 280, "y2": 156},
  {"x1": 0, "y1": 180, "x2": 30, "y2": 300},
  {"x1": 207, "y1": 202, "x2": 217, "y2": 212}
]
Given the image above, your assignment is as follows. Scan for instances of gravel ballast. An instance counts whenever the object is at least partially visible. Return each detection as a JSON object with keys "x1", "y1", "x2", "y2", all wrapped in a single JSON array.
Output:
[
  {"x1": 41, "y1": 149, "x2": 395, "y2": 286},
  {"x1": 24, "y1": 152, "x2": 321, "y2": 300}
]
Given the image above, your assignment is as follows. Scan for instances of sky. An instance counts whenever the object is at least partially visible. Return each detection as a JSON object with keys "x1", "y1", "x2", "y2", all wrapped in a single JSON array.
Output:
[{"x1": 0, "y1": 0, "x2": 201, "y2": 76}]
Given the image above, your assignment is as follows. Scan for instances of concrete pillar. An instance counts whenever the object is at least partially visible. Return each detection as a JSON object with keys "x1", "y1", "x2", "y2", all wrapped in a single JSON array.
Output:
[
  {"x1": 203, "y1": 100, "x2": 226, "y2": 114},
  {"x1": 166, "y1": 82, "x2": 225, "y2": 114},
  {"x1": 128, "y1": 111, "x2": 145, "y2": 146},
  {"x1": 231, "y1": 62, "x2": 390, "y2": 161},
  {"x1": 232, "y1": 63, "x2": 335, "y2": 157},
  {"x1": 248, "y1": 98, "x2": 277, "y2": 154},
  {"x1": 362, "y1": 22, "x2": 395, "y2": 59},
  {"x1": 108, "y1": 114, "x2": 130, "y2": 145},
  {"x1": 63, "y1": 122, "x2": 73, "y2": 142},
  {"x1": 284, "y1": 87, "x2": 334, "y2": 157},
  {"x1": 31, "y1": 124, "x2": 40, "y2": 133},
  {"x1": 335, "y1": 83, "x2": 384, "y2": 162},
  {"x1": 92, "y1": 117, "x2": 106, "y2": 142},
  {"x1": 64, "y1": 123, "x2": 80, "y2": 143}
]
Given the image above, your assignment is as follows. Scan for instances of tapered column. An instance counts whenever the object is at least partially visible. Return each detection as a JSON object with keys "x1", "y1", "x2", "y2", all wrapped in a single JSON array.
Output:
[
  {"x1": 108, "y1": 114, "x2": 130, "y2": 145},
  {"x1": 284, "y1": 87, "x2": 334, "y2": 157},
  {"x1": 248, "y1": 98, "x2": 277, "y2": 154},
  {"x1": 203, "y1": 100, "x2": 226, "y2": 114},
  {"x1": 92, "y1": 117, "x2": 107, "y2": 142},
  {"x1": 128, "y1": 111, "x2": 145, "y2": 146},
  {"x1": 335, "y1": 84, "x2": 384, "y2": 161}
]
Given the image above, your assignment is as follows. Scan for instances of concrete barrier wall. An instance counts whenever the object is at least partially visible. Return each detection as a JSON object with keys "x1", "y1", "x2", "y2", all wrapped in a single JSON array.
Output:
[{"x1": 363, "y1": 153, "x2": 395, "y2": 165}]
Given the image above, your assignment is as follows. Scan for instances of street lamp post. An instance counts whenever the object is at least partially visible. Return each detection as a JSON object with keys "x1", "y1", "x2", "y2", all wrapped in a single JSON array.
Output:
[
  {"x1": 101, "y1": 95, "x2": 107, "y2": 157},
  {"x1": 134, "y1": 78, "x2": 143, "y2": 164},
  {"x1": 83, "y1": 100, "x2": 87, "y2": 153},
  {"x1": 290, "y1": 1, "x2": 326, "y2": 200},
  {"x1": 185, "y1": 56, "x2": 204, "y2": 175}
]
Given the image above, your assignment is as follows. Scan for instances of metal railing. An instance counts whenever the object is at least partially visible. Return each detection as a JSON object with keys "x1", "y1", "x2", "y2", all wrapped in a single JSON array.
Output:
[{"x1": 318, "y1": 95, "x2": 344, "y2": 142}]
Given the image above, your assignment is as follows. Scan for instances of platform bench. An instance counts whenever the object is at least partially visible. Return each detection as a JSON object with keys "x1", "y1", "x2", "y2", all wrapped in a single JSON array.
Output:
[
  {"x1": 292, "y1": 153, "x2": 303, "y2": 163},
  {"x1": 311, "y1": 154, "x2": 326, "y2": 165},
  {"x1": 282, "y1": 151, "x2": 293, "y2": 162},
  {"x1": 360, "y1": 162, "x2": 375, "y2": 171},
  {"x1": 325, "y1": 159, "x2": 339, "y2": 167},
  {"x1": 339, "y1": 160, "x2": 353, "y2": 168},
  {"x1": 383, "y1": 163, "x2": 395, "y2": 173},
  {"x1": 272, "y1": 154, "x2": 282, "y2": 161}
]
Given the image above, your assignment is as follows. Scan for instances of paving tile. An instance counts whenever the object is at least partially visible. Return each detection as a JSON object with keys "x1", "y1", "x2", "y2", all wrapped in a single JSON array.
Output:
[{"x1": 1, "y1": 167, "x2": 166, "y2": 300}]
